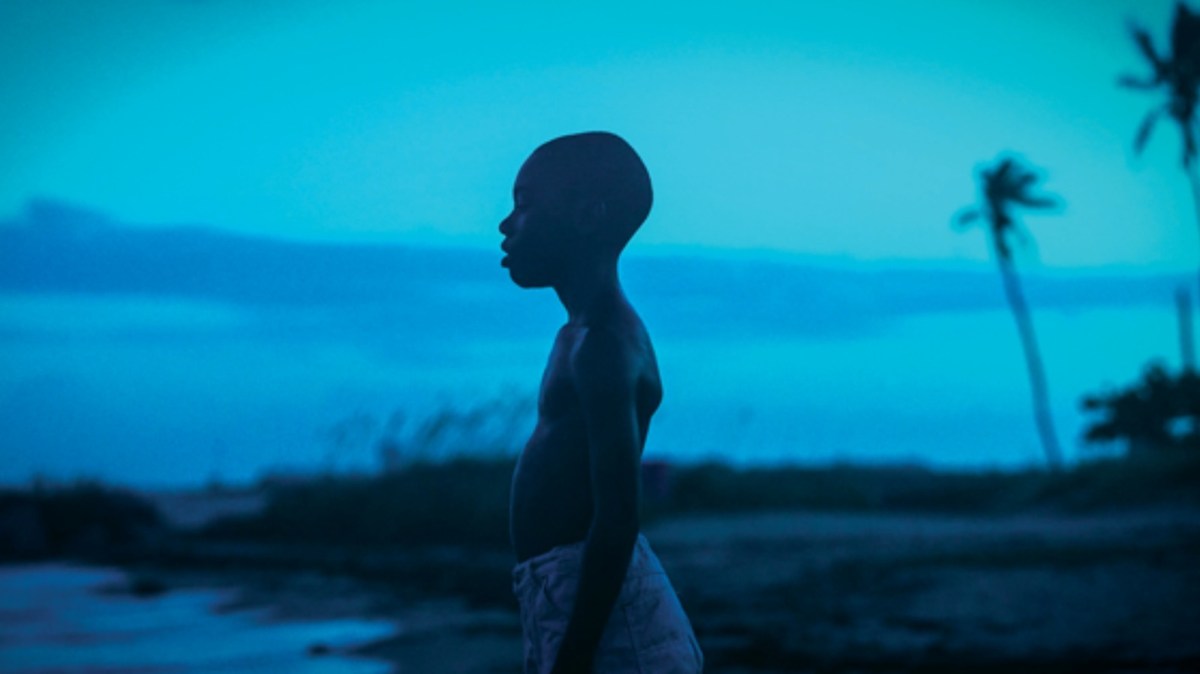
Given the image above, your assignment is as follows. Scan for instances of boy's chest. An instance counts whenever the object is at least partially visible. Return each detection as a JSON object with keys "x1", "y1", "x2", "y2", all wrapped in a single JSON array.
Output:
[{"x1": 536, "y1": 333, "x2": 581, "y2": 419}]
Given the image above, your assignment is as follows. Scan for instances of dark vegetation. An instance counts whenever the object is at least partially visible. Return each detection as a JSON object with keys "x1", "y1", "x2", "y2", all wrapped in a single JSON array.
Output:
[
  {"x1": 5, "y1": 451, "x2": 1195, "y2": 569},
  {"x1": 7, "y1": 382, "x2": 1196, "y2": 567},
  {"x1": 205, "y1": 458, "x2": 515, "y2": 548},
  {"x1": 1083, "y1": 362, "x2": 1200, "y2": 453},
  {"x1": 193, "y1": 452, "x2": 1200, "y2": 555},
  {"x1": 652, "y1": 452, "x2": 1200, "y2": 516},
  {"x1": 0, "y1": 482, "x2": 162, "y2": 560},
  {"x1": 181, "y1": 385, "x2": 1200, "y2": 557}
]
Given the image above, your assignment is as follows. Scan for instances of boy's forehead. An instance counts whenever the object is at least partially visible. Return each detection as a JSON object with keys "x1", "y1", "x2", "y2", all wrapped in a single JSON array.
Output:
[{"x1": 514, "y1": 151, "x2": 570, "y2": 193}]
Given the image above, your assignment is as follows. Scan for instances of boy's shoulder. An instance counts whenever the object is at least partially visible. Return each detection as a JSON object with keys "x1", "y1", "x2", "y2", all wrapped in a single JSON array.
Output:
[
  {"x1": 568, "y1": 321, "x2": 634, "y2": 363},
  {"x1": 567, "y1": 316, "x2": 651, "y2": 387}
]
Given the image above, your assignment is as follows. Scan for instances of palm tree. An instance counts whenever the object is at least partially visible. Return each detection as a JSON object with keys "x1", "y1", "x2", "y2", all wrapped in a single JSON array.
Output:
[
  {"x1": 956, "y1": 156, "x2": 1064, "y2": 470},
  {"x1": 1121, "y1": 3, "x2": 1200, "y2": 166},
  {"x1": 1120, "y1": 2, "x2": 1200, "y2": 292}
]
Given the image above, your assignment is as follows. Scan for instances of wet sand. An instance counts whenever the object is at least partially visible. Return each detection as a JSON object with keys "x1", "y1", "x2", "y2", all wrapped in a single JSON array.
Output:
[
  {"x1": 653, "y1": 508, "x2": 1200, "y2": 672},
  {"x1": 176, "y1": 506, "x2": 1200, "y2": 673}
]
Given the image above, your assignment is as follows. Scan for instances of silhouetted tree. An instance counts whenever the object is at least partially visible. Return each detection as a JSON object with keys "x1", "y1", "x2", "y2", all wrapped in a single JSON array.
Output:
[
  {"x1": 1082, "y1": 363, "x2": 1200, "y2": 454},
  {"x1": 955, "y1": 156, "x2": 1063, "y2": 470},
  {"x1": 1120, "y1": 3, "x2": 1200, "y2": 294}
]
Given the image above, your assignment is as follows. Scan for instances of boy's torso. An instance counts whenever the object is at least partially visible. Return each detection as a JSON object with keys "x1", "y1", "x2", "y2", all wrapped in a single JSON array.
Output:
[{"x1": 509, "y1": 308, "x2": 662, "y2": 563}]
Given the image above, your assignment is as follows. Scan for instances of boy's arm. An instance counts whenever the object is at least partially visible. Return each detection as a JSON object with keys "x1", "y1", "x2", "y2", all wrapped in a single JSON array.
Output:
[{"x1": 552, "y1": 328, "x2": 642, "y2": 674}]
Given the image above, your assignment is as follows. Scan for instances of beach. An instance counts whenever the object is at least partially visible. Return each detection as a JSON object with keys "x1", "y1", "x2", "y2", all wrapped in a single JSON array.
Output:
[{"x1": 86, "y1": 504, "x2": 1199, "y2": 673}]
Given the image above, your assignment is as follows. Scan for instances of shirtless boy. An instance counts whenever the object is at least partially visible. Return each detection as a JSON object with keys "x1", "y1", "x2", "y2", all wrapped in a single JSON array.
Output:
[{"x1": 500, "y1": 132, "x2": 704, "y2": 674}]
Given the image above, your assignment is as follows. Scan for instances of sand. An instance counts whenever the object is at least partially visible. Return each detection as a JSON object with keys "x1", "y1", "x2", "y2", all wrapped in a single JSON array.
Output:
[{"x1": 129, "y1": 506, "x2": 1200, "y2": 673}]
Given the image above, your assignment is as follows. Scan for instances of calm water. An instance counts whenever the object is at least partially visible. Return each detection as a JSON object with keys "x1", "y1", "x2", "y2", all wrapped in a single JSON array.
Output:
[{"x1": 0, "y1": 564, "x2": 394, "y2": 674}]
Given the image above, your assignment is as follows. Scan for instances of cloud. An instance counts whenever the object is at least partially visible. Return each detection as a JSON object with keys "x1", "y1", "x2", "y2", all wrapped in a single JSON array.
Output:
[{"x1": 0, "y1": 199, "x2": 1185, "y2": 343}]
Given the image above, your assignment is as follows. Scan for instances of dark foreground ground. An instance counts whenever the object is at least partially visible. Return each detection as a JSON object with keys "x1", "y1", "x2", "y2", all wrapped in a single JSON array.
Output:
[
  {"x1": 114, "y1": 505, "x2": 1200, "y2": 674},
  {"x1": 652, "y1": 508, "x2": 1200, "y2": 673},
  {"x1": 7, "y1": 457, "x2": 1200, "y2": 672}
]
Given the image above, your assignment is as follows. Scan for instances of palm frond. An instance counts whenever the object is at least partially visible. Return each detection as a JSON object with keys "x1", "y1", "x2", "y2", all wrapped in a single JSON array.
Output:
[
  {"x1": 953, "y1": 208, "x2": 981, "y2": 229},
  {"x1": 1012, "y1": 194, "x2": 1058, "y2": 210},
  {"x1": 1183, "y1": 122, "x2": 1198, "y2": 167},
  {"x1": 1117, "y1": 74, "x2": 1160, "y2": 90},
  {"x1": 993, "y1": 158, "x2": 1015, "y2": 180},
  {"x1": 1014, "y1": 172, "x2": 1037, "y2": 189},
  {"x1": 1134, "y1": 107, "x2": 1164, "y2": 154},
  {"x1": 962, "y1": 156, "x2": 1059, "y2": 265},
  {"x1": 1130, "y1": 22, "x2": 1166, "y2": 74}
]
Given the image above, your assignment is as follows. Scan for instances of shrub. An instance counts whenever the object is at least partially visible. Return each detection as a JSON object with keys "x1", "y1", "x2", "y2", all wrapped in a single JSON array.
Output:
[{"x1": 0, "y1": 482, "x2": 162, "y2": 559}]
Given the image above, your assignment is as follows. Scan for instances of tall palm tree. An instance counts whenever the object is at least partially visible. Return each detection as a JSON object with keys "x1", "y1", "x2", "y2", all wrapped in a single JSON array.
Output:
[
  {"x1": 1121, "y1": 3, "x2": 1200, "y2": 166},
  {"x1": 1121, "y1": 2, "x2": 1200, "y2": 293},
  {"x1": 956, "y1": 156, "x2": 1064, "y2": 470}
]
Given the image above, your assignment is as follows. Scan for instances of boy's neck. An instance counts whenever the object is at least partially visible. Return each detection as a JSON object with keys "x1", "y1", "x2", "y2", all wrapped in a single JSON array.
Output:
[{"x1": 553, "y1": 256, "x2": 625, "y2": 327}]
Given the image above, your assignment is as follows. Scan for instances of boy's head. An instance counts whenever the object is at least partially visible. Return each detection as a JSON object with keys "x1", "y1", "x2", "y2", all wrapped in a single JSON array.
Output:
[{"x1": 499, "y1": 131, "x2": 652, "y2": 288}]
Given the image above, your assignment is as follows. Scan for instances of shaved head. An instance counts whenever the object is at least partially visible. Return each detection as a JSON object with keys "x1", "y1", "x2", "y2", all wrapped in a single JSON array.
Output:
[{"x1": 523, "y1": 131, "x2": 653, "y2": 248}]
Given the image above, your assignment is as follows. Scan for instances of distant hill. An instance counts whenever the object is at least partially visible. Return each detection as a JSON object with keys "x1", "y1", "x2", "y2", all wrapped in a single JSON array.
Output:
[{"x1": 0, "y1": 199, "x2": 1186, "y2": 342}]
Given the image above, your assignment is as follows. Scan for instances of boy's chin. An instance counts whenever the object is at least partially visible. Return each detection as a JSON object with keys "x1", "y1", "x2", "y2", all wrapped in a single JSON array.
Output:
[{"x1": 507, "y1": 268, "x2": 553, "y2": 289}]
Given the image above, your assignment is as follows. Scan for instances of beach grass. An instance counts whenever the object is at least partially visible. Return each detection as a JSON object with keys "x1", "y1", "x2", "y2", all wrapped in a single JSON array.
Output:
[{"x1": 193, "y1": 451, "x2": 1200, "y2": 551}]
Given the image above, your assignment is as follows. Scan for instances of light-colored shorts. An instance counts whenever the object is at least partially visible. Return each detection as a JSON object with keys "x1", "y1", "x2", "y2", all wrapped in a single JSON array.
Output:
[{"x1": 511, "y1": 534, "x2": 704, "y2": 674}]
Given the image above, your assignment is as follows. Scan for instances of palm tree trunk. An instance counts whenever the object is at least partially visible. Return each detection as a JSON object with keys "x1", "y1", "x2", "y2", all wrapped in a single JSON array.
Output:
[
  {"x1": 1178, "y1": 286, "x2": 1196, "y2": 371},
  {"x1": 1188, "y1": 167, "x2": 1200, "y2": 314},
  {"x1": 996, "y1": 254, "x2": 1064, "y2": 470}
]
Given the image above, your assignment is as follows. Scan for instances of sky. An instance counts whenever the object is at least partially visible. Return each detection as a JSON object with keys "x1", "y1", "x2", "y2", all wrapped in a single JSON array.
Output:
[
  {"x1": 0, "y1": 0, "x2": 1192, "y2": 267},
  {"x1": 0, "y1": 0, "x2": 1195, "y2": 485}
]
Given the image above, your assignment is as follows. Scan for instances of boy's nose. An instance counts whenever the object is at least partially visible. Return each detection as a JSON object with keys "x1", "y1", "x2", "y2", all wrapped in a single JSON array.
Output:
[{"x1": 499, "y1": 213, "x2": 513, "y2": 236}]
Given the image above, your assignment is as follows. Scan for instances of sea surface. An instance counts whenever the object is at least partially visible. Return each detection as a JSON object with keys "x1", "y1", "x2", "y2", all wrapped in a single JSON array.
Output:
[
  {"x1": 0, "y1": 299, "x2": 1178, "y2": 484},
  {"x1": 0, "y1": 564, "x2": 394, "y2": 674}
]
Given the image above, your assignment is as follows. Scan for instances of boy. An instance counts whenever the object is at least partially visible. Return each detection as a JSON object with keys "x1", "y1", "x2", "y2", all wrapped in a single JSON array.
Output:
[{"x1": 500, "y1": 132, "x2": 704, "y2": 674}]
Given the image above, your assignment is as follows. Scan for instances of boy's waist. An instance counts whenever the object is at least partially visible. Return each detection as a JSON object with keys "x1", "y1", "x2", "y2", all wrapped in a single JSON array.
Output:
[{"x1": 512, "y1": 533, "x2": 665, "y2": 592}]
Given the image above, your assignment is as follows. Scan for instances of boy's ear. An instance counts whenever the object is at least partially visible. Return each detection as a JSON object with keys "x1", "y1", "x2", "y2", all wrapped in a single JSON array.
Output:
[{"x1": 575, "y1": 199, "x2": 608, "y2": 235}]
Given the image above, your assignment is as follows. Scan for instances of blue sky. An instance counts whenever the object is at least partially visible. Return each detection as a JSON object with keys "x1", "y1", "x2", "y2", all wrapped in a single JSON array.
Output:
[
  {"x1": 0, "y1": 0, "x2": 1192, "y2": 266},
  {"x1": 0, "y1": 1, "x2": 1195, "y2": 485}
]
